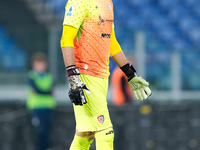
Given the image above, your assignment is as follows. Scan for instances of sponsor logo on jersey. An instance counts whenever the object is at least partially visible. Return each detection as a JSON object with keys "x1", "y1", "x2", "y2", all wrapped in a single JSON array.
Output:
[
  {"x1": 101, "y1": 33, "x2": 111, "y2": 38},
  {"x1": 97, "y1": 115, "x2": 104, "y2": 123},
  {"x1": 131, "y1": 82, "x2": 138, "y2": 89},
  {"x1": 67, "y1": 6, "x2": 73, "y2": 16},
  {"x1": 106, "y1": 130, "x2": 114, "y2": 135},
  {"x1": 98, "y1": 14, "x2": 113, "y2": 25}
]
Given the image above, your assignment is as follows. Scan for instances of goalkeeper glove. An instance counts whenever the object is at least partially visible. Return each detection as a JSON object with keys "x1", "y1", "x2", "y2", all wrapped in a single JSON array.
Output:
[
  {"x1": 120, "y1": 63, "x2": 152, "y2": 101},
  {"x1": 67, "y1": 65, "x2": 91, "y2": 105}
]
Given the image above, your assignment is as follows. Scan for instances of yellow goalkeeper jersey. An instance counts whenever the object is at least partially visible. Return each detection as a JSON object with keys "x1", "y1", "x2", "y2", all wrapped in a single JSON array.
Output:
[{"x1": 63, "y1": 0, "x2": 114, "y2": 78}]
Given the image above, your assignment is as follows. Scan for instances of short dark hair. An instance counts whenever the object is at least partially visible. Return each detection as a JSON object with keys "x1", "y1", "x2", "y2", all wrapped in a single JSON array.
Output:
[{"x1": 31, "y1": 52, "x2": 47, "y2": 63}]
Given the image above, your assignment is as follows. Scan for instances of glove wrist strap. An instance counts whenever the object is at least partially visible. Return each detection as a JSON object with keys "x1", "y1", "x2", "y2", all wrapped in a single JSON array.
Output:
[
  {"x1": 66, "y1": 65, "x2": 80, "y2": 77},
  {"x1": 120, "y1": 63, "x2": 136, "y2": 80}
]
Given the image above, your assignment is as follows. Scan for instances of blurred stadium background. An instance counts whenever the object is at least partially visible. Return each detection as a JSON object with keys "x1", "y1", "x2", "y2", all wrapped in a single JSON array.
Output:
[{"x1": 0, "y1": 0, "x2": 200, "y2": 149}]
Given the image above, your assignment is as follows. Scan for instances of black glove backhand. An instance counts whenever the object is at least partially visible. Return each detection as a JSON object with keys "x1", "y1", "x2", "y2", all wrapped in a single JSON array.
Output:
[
  {"x1": 67, "y1": 65, "x2": 91, "y2": 106},
  {"x1": 68, "y1": 87, "x2": 86, "y2": 105}
]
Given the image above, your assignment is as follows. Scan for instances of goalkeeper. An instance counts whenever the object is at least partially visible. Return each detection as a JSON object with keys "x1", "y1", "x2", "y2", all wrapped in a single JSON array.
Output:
[{"x1": 60, "y1": 0, "x2": 152, "y2": 149}]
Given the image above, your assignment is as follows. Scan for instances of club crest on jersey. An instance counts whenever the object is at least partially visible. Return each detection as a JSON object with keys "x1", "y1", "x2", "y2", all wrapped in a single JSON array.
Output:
[
  {"x1": 108, "y1": 4, "x2": 112, "y2": 11},
  {"x1": 67, "y1": 6, "x2": 73, "y2": 16},
  {"x1": 97, "y1": 115, "x2": 104, "y2": 124}
]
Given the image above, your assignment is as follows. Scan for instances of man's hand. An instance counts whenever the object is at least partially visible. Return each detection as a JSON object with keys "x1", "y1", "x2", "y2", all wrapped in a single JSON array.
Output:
[
  {"x1": 128, "y1": 76, "x2": 151, "y2": 101},
  {"x1": 120, "y1": 63, "x2": 152, "y2": 101},
  {"x1": 67, "y1": 66, "x2": 91, "y2": 105}
]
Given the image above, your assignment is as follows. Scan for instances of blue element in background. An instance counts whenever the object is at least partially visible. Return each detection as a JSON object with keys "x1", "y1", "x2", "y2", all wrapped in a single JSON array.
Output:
[
  {"x1": 0, "y1": 26, "x2": 26, "y2": 70},
  {"x1": 109, "y1": 57, "x2": 117, "y2": 75}
]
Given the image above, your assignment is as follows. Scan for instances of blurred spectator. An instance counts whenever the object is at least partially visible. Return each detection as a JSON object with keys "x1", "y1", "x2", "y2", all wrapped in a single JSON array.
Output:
[
  {"x1": 111, "y1": 56, "x2": 134, "y2": 105},
  {"x1": 27, "y1": 52, "x2": 56, "y2": 150}
]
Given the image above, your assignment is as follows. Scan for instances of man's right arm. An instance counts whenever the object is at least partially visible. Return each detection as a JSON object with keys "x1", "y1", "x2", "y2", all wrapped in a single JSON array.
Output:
[
  {"x1": 61, "y1": 25, "x2": 78, "y2": 67},
  {"x1": 61, "y1": 0, "x2": 87, "y2": 66},
  {"x1": 60, "y1": 25, "x2": 91, "y2": 105},
  {"x1": 61, "y1": 47, "x2": 76, "y2": 67}
]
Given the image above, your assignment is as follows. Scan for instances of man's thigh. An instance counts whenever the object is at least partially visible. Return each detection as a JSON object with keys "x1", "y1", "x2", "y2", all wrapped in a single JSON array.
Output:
[{"x1": 73, "y1": 74, "x2": 113, "y2": 132}]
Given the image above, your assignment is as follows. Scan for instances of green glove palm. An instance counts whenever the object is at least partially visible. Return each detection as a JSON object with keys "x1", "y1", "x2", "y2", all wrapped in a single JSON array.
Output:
[{"x1": 128, "y1": 76, "x2": 151, "y2": 101}]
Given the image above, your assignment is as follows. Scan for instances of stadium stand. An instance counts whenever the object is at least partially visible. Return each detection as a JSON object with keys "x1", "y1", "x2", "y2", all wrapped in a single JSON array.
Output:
[
  {"x1": 38, "y1": 0, "x2": 200, "y2": 90},
  {"x1": 0, "y1": 0, "x2": 199, "y2": 89},
  {"x1": 0, "y1": 26, "x2": 26, "y2": 71},
  {"x1": 0, "y1": 0, "x2": 48, "y2": 71}
]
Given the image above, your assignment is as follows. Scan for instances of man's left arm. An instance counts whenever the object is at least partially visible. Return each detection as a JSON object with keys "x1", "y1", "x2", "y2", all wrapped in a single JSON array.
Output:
[{"x1": 110, "y1": 29, "x2": 152, "y2": 101}]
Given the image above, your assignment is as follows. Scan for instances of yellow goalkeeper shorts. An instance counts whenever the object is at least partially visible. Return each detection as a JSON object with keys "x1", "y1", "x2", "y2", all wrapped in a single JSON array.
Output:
[{"x1": 73, "y1": 74, "x2": 113, "y2": 132}]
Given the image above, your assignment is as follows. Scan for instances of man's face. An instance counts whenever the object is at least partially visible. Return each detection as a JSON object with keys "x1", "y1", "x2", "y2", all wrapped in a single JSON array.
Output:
[{"x1": 33, "y1": 60, "x2": 47, "y2": 73}]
